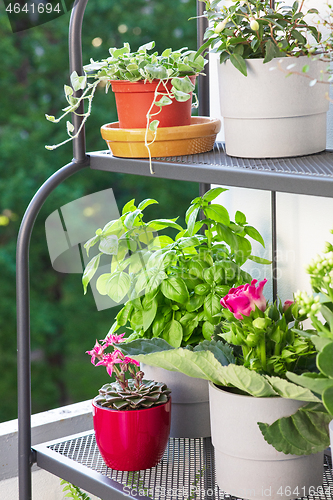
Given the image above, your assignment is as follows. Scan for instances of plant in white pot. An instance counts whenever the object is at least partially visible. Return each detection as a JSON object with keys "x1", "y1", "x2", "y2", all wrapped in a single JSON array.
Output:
[
  {"x1": 86, "y1": 331, "x2": 171, "y2": 471},
  {"x1": 197, "y1": 0, "x2": 331, "y2": 158},
  {"x1": 82, "y1": 187, "x2": 269, "y2": 437},
  {"x1": 283, "y1": 230, "x2": 333, "y2": 457},
  {"x1": 118, "y1": 279, "x2": 332, "y2": 499}
]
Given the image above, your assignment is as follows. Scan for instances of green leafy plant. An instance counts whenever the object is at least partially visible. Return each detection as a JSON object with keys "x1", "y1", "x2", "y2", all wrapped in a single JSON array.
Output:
[
  {"x1": 118, "y1": 269, "x2": 332, "y2": 456},
  {"x1": 82, "y1": 187, "x2": 269, "y2": 348},
  {"x1": 60, "y1": 480, "x2": 93, "y2": 500},
  {"x1": 197, "y1": 0, "x2": 327, "y2": 76},
  {"x1": 45, "y1": 41, "x2": 205, "y2": 171},
  {"x1": 86, "y1": 332, "x2": 170, "y2": 410}
]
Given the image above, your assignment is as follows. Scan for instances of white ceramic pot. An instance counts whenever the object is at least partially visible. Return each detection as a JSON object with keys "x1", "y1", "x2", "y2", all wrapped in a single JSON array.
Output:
[
  {"x1": 209, "y1": 382, "x2": 324, "y2": 500},
  {"x1": 141, "y1": 364, "x2": 211, "y2": 438},
  {"x1": 217, "y1": 56, "x2": 329, "y2": 158}
]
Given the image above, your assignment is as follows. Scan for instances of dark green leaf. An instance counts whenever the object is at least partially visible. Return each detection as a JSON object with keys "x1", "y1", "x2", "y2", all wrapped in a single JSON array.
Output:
[{"x1": 230, "y1": 54, "x2": 247, "y2": 76}]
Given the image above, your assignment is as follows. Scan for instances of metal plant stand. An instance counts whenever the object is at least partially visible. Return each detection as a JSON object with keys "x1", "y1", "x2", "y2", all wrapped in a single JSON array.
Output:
[{"x1": 16, "y1": 0, "x2": 333, "y2": 499}]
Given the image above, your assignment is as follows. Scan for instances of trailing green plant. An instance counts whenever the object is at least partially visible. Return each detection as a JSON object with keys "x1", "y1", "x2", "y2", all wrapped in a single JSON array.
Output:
[
  {"x1": 45, "y1": 41, "x2": 205, "y2": 171},
  {"x1": 60, "y1": 479, "x2": 93, "y2": 500},
  {"x1": 197, "y1": 0, "x2": 327, "y2": 76},
  {"x1": 87, "y1": 332, "x2": 170, "y2": 410},
  {"x1": 82, "y1": 187, "x2": 269, "y2": 348}
]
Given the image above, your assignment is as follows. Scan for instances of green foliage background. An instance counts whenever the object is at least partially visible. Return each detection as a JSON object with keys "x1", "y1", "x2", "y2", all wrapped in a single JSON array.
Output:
[{"x1": 0, "y1": 0, "x2": 199, "y2": 422}]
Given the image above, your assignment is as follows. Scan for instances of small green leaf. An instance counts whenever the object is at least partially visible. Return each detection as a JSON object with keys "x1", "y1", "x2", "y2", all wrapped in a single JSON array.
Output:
[
  {"x1": 82, "y1": 253, "x2": 101, "y2": 294},
  {"x1": 204, "y1": 204, "x2": 230, "y2": 225},
  {"x1": 163, "y1": 319, "x2": 183, "y2": 347},
  {"x1": 137, "y1": 198, "x2": 158, "y2": 211},
  {"x1": 244, "y1": 225, "x2": 265, "y2": 247},
  {"x1": 235, "y1": 211, "x2": 247, "y2": 225},
  {"x1": 202, "y1": 187, "x2": 228, "y2": 202},
  {"x1": 149, "y1": 120, "x2": 159, "y2": 132},
  {"x1": 230, "y1": 54, "x2": 247, "y2": 76},
  {"x1": 264, "y1": 40, "x2": 280, "y2": 64},
  {"x1": 161, "y1": 277, "x2": 189, "y2": 303},
  {"x1": 317, "y1": 342, "x2": 333, "y2": 378},
  {"x1": 98, "y1": 234, "x2": 118, "y2": 255}
]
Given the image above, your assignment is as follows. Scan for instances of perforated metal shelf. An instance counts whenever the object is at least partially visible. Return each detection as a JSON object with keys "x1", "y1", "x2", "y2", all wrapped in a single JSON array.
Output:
[
  {"x1": 33, "y1": 431, "x2": 333, "y2": 500},
  {"x1": 89, "y1": 143, "x2": 333, "y2": 198}
]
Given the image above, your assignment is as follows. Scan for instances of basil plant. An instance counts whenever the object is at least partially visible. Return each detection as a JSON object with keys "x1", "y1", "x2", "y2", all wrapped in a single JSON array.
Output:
[{"x1": 82, "y1": 187, "x2": 269, "y2": 348}]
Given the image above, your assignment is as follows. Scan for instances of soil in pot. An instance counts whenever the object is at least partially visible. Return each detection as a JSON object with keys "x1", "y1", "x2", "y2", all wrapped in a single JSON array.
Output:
[{"x1": 92, "y1": 397, "x2": 171, "y2": 471}]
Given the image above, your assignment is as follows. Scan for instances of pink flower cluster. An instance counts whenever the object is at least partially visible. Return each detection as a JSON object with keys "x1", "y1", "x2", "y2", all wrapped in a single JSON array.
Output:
[
  {"x1": 220, "y1": 279, "x2": 267, "y2": 319},
  {"x1": 86, "y1": 333, "x2": 139, "y2": 378}
]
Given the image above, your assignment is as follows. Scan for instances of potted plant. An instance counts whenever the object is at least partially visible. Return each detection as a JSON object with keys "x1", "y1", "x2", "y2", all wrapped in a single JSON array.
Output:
[
  {"x1": 280, "y1": 230, "x2": 333, "y2": 453},
  {"x1": 86, "y1": 331, "x2": 171, "y2": 471},
  {"x1": 118, "y1": 278, "x2": 332, "y2": 499},
  {"x1": 197, "y1": 0, "x2": 330, "y2": 158},
  {"x1": 81, "y1": 187, "x2": 268, "y2": 437},
  {"x1": 45, "y1": 41, "x2": 217, "y2": 172}
]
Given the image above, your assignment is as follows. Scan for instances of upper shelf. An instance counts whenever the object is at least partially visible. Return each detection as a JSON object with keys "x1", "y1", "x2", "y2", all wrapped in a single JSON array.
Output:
[{"x1": 89, "y1": 142, "x2": 333, "y2": 198}]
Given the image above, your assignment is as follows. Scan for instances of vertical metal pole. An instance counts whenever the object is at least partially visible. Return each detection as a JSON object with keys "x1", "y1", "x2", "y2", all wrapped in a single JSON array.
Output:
[
  {"x1": 69, "y1": 0, "x2": 90, "y2": 163},
  {"x1": 271, "y1": 191, "x2": 278, "y2": 302},
  {"x1": 17, "y1": 161, "x2": 89, "y2": 500},
  {"x1": 197, "y1": 0, "x2": 210, "y2": 197}
]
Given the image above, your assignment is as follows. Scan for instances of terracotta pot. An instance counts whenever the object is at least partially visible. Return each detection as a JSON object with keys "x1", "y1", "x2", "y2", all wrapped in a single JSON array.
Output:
[
  {"x1": 218, "y1": 56, "x2": 329, "y2": 158},
  {"x1": 209, "y1": 382, "x2": 323, "y2": 500},
  {"x1": 92, "y1": 397, "x2": 171, "y2": 471},
  {"x1": 110, "y1": 76, "x2": 196, "y2": 129}
]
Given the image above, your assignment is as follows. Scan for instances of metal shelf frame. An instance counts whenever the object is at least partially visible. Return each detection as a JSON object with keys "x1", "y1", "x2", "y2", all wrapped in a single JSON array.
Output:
[{"x1": 16, "y1": 0, "x2": 333, "y2": 499}]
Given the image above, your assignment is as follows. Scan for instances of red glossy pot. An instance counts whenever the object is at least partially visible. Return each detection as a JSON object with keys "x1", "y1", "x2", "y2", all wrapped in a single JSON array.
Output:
[
  {"x1": 110, "y1": 76, "x2": 196, "y2": 129},
  {"x1": 92, "y1": 397, "x2": 171, "y2": 471}
]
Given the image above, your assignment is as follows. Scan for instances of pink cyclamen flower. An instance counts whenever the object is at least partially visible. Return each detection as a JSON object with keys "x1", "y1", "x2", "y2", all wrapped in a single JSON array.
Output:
[
  {"x1": 103, "y1": 332, "x2": 126, "y2": 347},
  {"x1": 86, "y1": 340, "x2": 105, "y2": 365},
  {"x1": 220, "y1": 279, "x2": 267, "y2": 320},
  {"x1": 283, "y1": 300, "x2": 294, "y2": 312},
  {"x1": 96, "y1": 350, "x2": 122, "y2": 377}
]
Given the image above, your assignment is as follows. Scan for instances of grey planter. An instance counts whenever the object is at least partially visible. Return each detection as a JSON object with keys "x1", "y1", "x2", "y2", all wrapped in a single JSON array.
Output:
[
  {"x1": 218, "y1": 56, "x2": 329, "y2": 158},
  {"x1": 141, "y1": 364, "x2": 211, "y2": 438},
  {"x1": 209, "y1": 382, "x2": 323, "y2": 500}
]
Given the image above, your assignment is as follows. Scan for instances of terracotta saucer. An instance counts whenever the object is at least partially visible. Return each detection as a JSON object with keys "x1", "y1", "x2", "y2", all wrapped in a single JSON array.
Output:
[{"x1": 100, "y1": 116, "x2": 221, "y2": 158}]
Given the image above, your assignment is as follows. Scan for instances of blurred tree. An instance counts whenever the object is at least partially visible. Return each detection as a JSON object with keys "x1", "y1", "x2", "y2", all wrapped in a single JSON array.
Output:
[{"x1": 0, "y1": 0, "x2": 199, "y2": 421}]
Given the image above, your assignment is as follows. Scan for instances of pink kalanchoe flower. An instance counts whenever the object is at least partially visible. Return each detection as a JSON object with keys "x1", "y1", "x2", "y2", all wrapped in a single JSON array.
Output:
[
  {"x1": 96, "y1": 350, "x2": 122, "y2": 377},
  {"x1": 220, "y1": 278, "x2": 267, "y2": 320},
  {"x1": 123, "y1": 356, "x2": 140, "y2": 367},
  {"x1": 86, "y1": 340, "x2": 105, "y2": 365},
  {"x1": 103, "y1": 332, "x2": 126, "y2": 347}
]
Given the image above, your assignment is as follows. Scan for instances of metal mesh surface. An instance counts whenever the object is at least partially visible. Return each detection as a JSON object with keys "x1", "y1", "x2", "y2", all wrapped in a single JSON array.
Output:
[
  {"x1": 48, "y1": 433, "x2": 333, "y2": 500},
  {"x1": 94, "y1": 143, "x2": 333, "y2": 179},
  {"x1": 154, "y1": 143, "x2": 333, "y2": 178}
]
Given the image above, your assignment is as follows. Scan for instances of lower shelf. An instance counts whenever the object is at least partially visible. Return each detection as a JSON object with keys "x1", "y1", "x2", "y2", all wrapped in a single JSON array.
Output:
[{"x1": 33, "y1": 431, "x2": 333, "y2": 500}]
